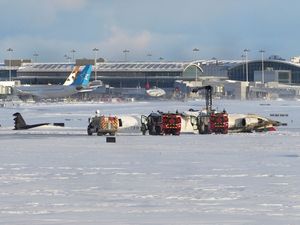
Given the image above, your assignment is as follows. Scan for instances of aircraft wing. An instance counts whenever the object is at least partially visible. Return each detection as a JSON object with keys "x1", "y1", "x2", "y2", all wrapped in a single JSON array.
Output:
[
  {"x1": 14, "y1": 87, "x2": 41, "y2": 98},
  {"x1": 238, "y1": 121, "x2": 273, "y2": 132},
  {"x1": 78, "y1": 83, "x2": 104, "y2": 93},
  {"x1": 78, "y1": 88, "x2": 94, "y2": 93}
]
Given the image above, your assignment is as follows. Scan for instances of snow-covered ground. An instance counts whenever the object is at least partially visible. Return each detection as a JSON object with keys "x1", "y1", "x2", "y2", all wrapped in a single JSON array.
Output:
[{"x1": 0, "y1": 100, "x2": 299, "y2": 224}]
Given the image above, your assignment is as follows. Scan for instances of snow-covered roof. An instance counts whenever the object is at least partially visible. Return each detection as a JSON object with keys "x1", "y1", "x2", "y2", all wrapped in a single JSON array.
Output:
[
  {"x1": 96, "y1": 62, "x2": 185, "y2": 72},
  {"x1": 1, "y1": 59, "x2": 300, "y2": 73},
  {"x1": 17, "y1": 63, "x2": 74, "y2": 72}
]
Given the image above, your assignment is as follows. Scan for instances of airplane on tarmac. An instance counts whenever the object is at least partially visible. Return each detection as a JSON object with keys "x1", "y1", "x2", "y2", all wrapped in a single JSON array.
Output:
[
  {"x1": 145, "y1": 82, "x2": 166, "y2": 97},
  {"x1": 13, "y1": 112, "x2": 64, "y2": 130},
  {"x1": 146, "y1": 87, "x2": 166, "y2": 97},
  {"x1": 227, "y1": 113, "x2": 282, "y2": 133},
  {"x1": 86, "y1": 109, "x2": 283, "y2": 136},
  {"x1": 184, "y1": 110, "x2": 283, "y2": 133},
  {"x1": 15, "y1": 65, "x2": 92, "y2": 99},
  {"x1": 188, "y1": 85, "x2": 283, "y2": 133},
  {"x1": 63, "y1": 65, "x2": 80, "y2": 85}
]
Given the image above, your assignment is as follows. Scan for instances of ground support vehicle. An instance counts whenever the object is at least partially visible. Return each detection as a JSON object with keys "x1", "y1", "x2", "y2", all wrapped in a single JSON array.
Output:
[
  {"x1": 161, "y1": 113, "x2": 181, "y2": 135},
  {"x1": 209, "y1": 112, "x2": 229, "y2": 134},
  {"x1": 192, "y1": 85, "x2": 228, "y2": 134},
  {"x1": 87, "y1": 115, "x2": 119, "y2": 136},
  {"x1": 141, "y1": 112, "x2": 181, "y2": 135},
  {"x1": 194, "y1": 113, "x2": 211, "y2": 134}
]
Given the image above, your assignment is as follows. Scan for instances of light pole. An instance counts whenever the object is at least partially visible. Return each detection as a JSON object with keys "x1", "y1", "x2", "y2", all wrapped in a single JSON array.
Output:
[
  {"x1": 64, "y1": 54, "x2": 71, "y2": 63},
  {"x1": 195, "y1": 63, "x2": 199, "y2": 84},
  {"x1": 147, "y1": 53, "x2": 152, "y2": 61},
  {"x1": 123, "y1": 49, "x2": 130, "y2": 61},
  {"x1": 259, "y1": 49, "x2": 265, "y2": 83},
  {"x1": 64, "y1": 54, "x2": 68, "y2": 61},
  {"x1": 241, "y1": 54, "x2": 245, "y2": 79},
  {"x1": 93, "y1": 48, "x2": 99, "y2": 81},
  {"x1": 193, "y1": 48, "x2": 200, "y2": 83},
  {"x1": 211, "y1": 57, "x2": 218, "y2": 64},
  {"x1": 33, "y1": 52, "x2": 39, "y2": 63},
  {"x1": 70, "y1": 49, "x2": 76, "y2": 62},
  {"x1": 7, "y1": 48, "x2": 13, "y2": 81},
  {"x1": 244, "y1": 49, "x2": 250, "y2": 82},
  {"x1": 192, "y1": 48, "x2": 199, "y2": 60}
]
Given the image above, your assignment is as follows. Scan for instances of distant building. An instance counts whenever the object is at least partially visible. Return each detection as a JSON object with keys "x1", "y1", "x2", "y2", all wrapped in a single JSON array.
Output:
[
  {"x1": 0, "y1": 81, "x2": 21, "y2": 96},
  {"x1": 228, "y1": 59, "x2": 300, "y2": 83},
  {"x1": 290, "y1": 56, "x2": 300, "y2": 64},
  {"x1": 254, "y1": 70, "x2": 291, "y2": 84},
  {"x1": 1, "y1": 58, "x2": 300, "y2": 91},
  {"x1": 6, "y1": 60, "x2": 230, "y2": 88}
]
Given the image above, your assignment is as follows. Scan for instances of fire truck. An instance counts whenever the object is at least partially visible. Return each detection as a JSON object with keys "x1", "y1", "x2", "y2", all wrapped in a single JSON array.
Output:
[
  {"x1": 141, "y1": 112, "x2": 181, "y2": 135},
  {"x1": 192, "y1": 86, "x2": 229, "y2": 134},
  {"x1": 209, "y1": 111, "x2": 229, "y2": 134}
]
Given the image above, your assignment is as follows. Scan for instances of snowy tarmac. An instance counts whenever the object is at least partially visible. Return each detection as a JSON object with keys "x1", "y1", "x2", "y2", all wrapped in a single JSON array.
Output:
[{"x1": 0, "y1": 100, "x2": 300, "y2": 224}]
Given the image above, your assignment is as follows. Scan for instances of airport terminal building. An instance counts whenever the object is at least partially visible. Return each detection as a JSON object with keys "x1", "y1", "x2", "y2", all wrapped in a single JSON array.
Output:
[
  {"x1": 0, "y1": 59, "x2": 232, "y2": 88},
  {"x1": 1, "y1": 58, "x2": 300, "y2": 97},
  {"x1": 228, "y1": 59, "x2": 300, "y2": 84},
  {"x1": 2, "y1": 58, "x2": 300, "y2": 85}
]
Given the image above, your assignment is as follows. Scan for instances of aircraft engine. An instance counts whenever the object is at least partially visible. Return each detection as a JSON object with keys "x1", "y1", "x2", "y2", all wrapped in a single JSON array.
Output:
[{"x1": 241, "y1": 117, "x2": 259, "y2": 127}]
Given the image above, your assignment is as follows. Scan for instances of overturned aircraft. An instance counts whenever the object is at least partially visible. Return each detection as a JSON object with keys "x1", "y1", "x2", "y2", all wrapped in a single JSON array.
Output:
[
  {"x1": 228, "y1": 114, "x2": 283, "y2": 133},
  {"x1": 182, "y1": 110, "x2": 283, "y2": 134},
  {"x1": 13, "y1": 112, "x2": 64, "y2": 130}
]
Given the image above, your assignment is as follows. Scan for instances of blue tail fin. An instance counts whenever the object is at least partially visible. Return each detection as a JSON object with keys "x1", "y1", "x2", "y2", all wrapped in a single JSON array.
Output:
[{"x1": 71, "y1": 65, "x2": 92, "y2": 87}]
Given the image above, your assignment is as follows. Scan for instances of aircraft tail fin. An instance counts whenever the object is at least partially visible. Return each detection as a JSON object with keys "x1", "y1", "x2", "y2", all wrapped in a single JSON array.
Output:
[
  {"x1": 71, "y1": 65, "x2": 92, "y2": 87},
  {"x1": 13, "y1": 112, "x2": 51, "y2": 130},
  {"x1": 13, "y1": 112, "x2": 27, "y2": 130},
  {"x1": 63, "y1": 66, "x2": 80, "y2": 86}
]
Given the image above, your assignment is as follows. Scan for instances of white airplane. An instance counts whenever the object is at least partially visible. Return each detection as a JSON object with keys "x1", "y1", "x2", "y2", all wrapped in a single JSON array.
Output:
[
  {"x1": 146, "y1": 86, "x2": 166, "y2": 97},
  {"x1": 15, "y1": 65, "x2": 92, "y2": 99},
  {"x1": 227, "y1": 113, "x2": 281, "y2": 133},
  {"x1": 63, "y1": 66, "x2": 80, "y2": 85},
  {"x1": 182, "y1": 110, "x2": 282, "y2": 133}
]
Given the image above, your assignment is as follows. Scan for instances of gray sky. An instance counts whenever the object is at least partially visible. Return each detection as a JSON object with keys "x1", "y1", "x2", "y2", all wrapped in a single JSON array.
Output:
[{"x1": 0, "y1": 0, "x2": 299, "y2": 62}]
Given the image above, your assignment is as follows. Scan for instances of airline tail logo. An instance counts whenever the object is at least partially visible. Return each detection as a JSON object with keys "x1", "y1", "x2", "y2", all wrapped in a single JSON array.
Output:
[
  {"x1": 72, "y1": 65, "x2": 92, "y2": 87},
  {"x1": 64, "y1": 66, "x2": 80, "y2": 86}
]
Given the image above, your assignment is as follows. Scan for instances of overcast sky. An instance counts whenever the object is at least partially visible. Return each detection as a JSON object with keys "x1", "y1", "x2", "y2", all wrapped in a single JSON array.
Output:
[{"x1": 0, "y1": 0, "x2": 299, "y2": 62}]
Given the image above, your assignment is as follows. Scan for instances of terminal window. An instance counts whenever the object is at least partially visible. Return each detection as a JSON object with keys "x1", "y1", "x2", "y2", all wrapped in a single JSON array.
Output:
[{"x1": 278, "y1": 72, "x2": 290, "y2": 84}]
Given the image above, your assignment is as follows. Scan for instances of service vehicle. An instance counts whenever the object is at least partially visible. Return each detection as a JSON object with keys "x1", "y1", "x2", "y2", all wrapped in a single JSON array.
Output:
[
  {"x1": 87, "y1": 114, "x2": 119, "y2": 136},
  {"x1": 141, "y1": 112, "x2": 181, "y2": 135}
]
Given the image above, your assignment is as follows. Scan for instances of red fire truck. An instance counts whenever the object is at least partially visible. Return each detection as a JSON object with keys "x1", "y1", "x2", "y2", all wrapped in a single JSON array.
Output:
[
  {"x1": 141, "y1": 112, "x2": 181, "y2": 135},
  {"x1": 209, "y1": 112, "x2": 229, "y2": 134}
]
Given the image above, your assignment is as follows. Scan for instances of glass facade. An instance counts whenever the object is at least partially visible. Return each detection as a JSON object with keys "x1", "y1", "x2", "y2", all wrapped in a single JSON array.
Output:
[
  {"x1": 5, "y1": 60, "x2": 300, "y2": 88},
  {"x1": 0, "y1": 70, "x2": 17, "y2": 81},
  {"x1": 278, "y1": 72, "x2": 290, "y2": 84},
  {"x1": 15, "y1": 62, "x2": 185, "y2": 88},
  {"x1": 182, "y1": 65, "x2": 202, "y2": 80},
  {"x1": 98, "y1": 71, "x2": 180, "y2": 88},
  {"x1": 228, "y1": 60, "x2": 300, "y2": 84}
]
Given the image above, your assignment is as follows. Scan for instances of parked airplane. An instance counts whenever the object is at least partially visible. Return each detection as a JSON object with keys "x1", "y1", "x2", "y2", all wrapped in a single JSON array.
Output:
[
  {"x1": 63, "y1": 65, "x2": 80, "y2": 85},
  {"x1": 146, "y1": 86, "x2": 166, "y2": 97},
  {"x1": 15, "y1": 65, "x2": 92, "y2": 99},
  {"x1": 144, "y1": 81, "x2": 166, "y2": 97},
  {"x1": 13, "y1": 112, "x2": 64, "y2": 130}
]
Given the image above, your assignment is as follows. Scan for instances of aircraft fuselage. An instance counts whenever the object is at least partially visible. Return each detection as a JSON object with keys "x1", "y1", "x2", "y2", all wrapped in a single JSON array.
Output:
[{"x1": 15, "y1": 85, "x2": 81, "y2": 98}]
